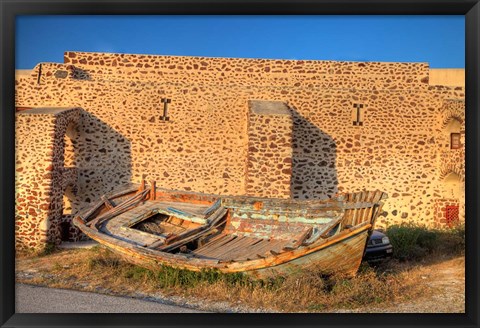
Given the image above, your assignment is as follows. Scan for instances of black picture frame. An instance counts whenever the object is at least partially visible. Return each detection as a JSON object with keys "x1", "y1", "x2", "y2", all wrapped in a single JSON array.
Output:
[{"x1": 1, "y1": 1, "x2": 478, "y2": 327}]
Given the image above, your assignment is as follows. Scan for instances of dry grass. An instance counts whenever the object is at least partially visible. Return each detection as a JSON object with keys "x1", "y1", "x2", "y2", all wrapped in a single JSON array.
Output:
[{"x1": 15, "y1": 245, "x2": 438, "y2": 312}]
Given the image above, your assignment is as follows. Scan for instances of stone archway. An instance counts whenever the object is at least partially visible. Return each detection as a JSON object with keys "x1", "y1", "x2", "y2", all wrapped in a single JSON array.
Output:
[
  {"x1": 442, "y1": 171, "x2": 462, "y2": 200},
  {"x1": 47, "y1": 108, "x2": 81, "y2": 245},
  {"x1": 56, "y1": 116, "x2": 82, "y2": 242},
  {"x1": 64, "y1": 121, "x2": 78, "y2": 168}
]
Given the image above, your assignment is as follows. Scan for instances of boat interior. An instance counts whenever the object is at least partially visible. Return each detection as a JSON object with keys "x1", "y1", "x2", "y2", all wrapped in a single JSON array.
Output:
[
  {"x1": 81, "y1": 183, "x2": 385, "y2": 263},
  {"x1": 95, "y1": 201, "x2": 342, "y2": 263}
]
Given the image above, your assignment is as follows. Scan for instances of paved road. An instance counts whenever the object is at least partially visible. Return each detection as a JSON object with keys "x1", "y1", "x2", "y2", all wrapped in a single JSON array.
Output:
[{"x1": 16, "y1": 284, "x2": 207, "y2": 313}]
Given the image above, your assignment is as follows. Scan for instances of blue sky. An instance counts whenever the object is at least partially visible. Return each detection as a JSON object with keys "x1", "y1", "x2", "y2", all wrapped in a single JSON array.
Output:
[{"x1": 16, "y1": 15, "x2": 464, "y2": 69}]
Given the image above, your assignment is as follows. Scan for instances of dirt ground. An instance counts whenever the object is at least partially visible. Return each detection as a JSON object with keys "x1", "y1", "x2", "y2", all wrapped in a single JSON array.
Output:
[
  {"x1": 15, "y1": 248, "x2": 465, "y2": 313},
  {"x1": 335, "y1": 256, "x2": 465, "y2": 313}
]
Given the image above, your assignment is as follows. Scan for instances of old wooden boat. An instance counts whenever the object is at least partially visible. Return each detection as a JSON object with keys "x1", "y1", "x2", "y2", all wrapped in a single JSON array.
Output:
[{"x1": 73, "y1": 181, "x2": 387, "y2": 278}]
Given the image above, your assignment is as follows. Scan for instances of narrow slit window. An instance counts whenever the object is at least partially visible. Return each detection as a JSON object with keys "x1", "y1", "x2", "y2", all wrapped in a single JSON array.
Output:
[
  {"x1": 352, "y1": 103, "x2": 364, "y2": 126},
  {"x1": 450, "y1": 133, "x2": 461, "y2": 149},
  {"x1": 160, "y1": 98, "x2": 171, "y2": 122}
]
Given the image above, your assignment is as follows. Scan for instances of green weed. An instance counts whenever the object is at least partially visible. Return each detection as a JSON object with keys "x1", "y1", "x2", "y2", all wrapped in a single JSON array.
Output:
[{"x1": 386, "y1": 223, "x2": 465, "y2": 261}]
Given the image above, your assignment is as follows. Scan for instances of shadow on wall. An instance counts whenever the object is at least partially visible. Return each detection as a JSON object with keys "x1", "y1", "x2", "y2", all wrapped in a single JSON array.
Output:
[
  {"x1": 289, "y1": 107, "x2": 338, "y2": 200},
  {"x1": 60, "y1": 111, "x2": 132, "y2": 241},
  {"x1": 69, "y1": 66, "x2": 92, "y2": 81},
  {"x1": 74, "y1": 111, "x2": 133, "y2": 208}
]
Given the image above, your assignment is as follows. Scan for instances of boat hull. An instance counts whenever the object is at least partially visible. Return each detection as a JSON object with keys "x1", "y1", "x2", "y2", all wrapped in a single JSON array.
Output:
[
  {"x1": 73, "y1": 183, "x2": 386, "y2": 278},
  {"x1": 250, "y1": 229, "x2": 369, "y2": 278},
  {"x1": 75, "y1": 215, "x2": 370, "y2": 278}
]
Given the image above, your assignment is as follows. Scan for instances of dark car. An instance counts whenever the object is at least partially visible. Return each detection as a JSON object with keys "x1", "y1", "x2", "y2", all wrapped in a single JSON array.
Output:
[{"x1": 363, "y1": 230, "x2": 393, "y2": 263}]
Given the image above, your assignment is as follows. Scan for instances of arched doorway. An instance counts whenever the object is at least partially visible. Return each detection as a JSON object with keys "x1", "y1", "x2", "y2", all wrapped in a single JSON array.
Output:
[
  {"x1": 64, "y1": 121, "x2": 78, "y2": 168},
  {"x1": 443, "y1": 172, "x2": 462, "y2": 200}
]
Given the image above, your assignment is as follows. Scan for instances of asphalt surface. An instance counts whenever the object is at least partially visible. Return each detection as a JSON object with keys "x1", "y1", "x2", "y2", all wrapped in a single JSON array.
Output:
[{"x1": 16, "y1": 284, "x2": 207, "y2": 313}]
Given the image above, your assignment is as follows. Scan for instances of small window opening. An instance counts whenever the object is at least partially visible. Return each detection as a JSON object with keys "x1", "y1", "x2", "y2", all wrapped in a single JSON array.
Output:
[
  {"x1": 352, "y1": 103, "x2": 364, "y2": 126},
  {"x1": 450, "y1": 133, "x2": 461, "y2": 149},
  {"x1": 160, "y1": 98, "x2": 171, "y2": 122},
  {"x1": 445, "y1": 205, "x2": 459, "y2": 227}
]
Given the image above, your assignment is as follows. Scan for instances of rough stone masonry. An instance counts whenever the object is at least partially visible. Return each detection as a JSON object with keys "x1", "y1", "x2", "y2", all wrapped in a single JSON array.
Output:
[{"x1": 15, "y1": 51, "x2": 464, "y2": 250}]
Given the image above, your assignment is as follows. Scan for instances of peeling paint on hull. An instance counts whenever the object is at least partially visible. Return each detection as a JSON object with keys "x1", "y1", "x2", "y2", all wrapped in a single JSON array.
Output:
[{"x1": 74, "y1": 183, "x2": 386, "y2": 277}]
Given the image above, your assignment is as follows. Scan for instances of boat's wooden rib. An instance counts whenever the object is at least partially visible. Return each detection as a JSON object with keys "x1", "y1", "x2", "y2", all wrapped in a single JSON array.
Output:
[
  {"x1": 203, "y1": 199, "x2": 222, "y2": 217},
  {"x1": 153, "y1": 207, "x2": 228, "y2": 252},
  {"x1": 101, "y1": 195, "x2": 116, "y2": 210},
  {"x1": 88, "y1": 189, "x2": 150, "y2": 229},
  {"x1": 158, "y1": 214, "x2": 211, "y2": 244}
]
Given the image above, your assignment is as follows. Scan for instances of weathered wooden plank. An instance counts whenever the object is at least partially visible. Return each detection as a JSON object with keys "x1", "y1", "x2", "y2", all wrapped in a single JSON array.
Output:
[
  {"x1": 221, "y1": 239, "x2": 270, "y2": 261},
  {"x1": 119, "y1": 224, "x2": 172, "y2": 240},
  {"x1": 220, "y1": 237, "x2": 264, "y2": 261},
  {"x1": 88, "y1": 190, "x2": 150, "y2": 228},
  {"x1": 101, "y1": 195, "x2": 115, "y2": 210},
  {"x1": 282, "y1": 226, "x2": 313, "y2": 250},
  {"x1": 202, "y1": 235, "x2": 238, "y2": 254},
  {"x1": 356, "y1": 191, "x2": 367, "y2": 225},
  {"x1": 221, "y1": 197, "x2": 343, "y2": 213},
  {"x1": 210, "y1": 236, "x2": 264, "y2": 260},
  {"x1": 344, "y1": 209, "x2": 352, "y2": 227},
  {"x1": 372, "y1": 190, "x2": 385, "y2": 203},
  {"x1": 108, "y1": 227, "x2": 161, "y2": 247},
  {"x1": 343, "y1": 201, "x2": 375, "y2": 215},
  {"x1": 167, "y1": 207, "x2": 203, "y2": 219},
  {"x1": 235, "y1": 239, "x2": 277, "y2": 261},
  {"x1": 351, "y1": 192, "x2": 362, "y2": 226},
  {"x1": 231, "y1": 210, "x2": 340, "y2": 225},
  {"x1": 161, "y1": 224, "x2": 208, "y2": 245},
  {"x1": 270, "y1": 240, "x2": 291, "y2": 254},
  {"x1": 193, "y1": 235, "x2": 237, "y2": 256},
  {"x1": 206, "y1": 236, "x2": 250, "y2": 259},
  {"x1": 155, "y1": 219, "x2": 226, "y2": 252},
  {"x1": 364, "y1": 191, "x2": 376, "y2": 224},
  {"x1": 206, "y1": 207, "x2": 228, "y2": 225},
  {"x1": 203, "y1": 199, "x2": 222, "y2": 217},
  {"x1": 225, "y1": 216, "x2": 313, "y2": 241},
  {"x1": 197, "y1": 233, "x2": 227, "y2": 249},
  {"x1": 239, "y1": 239, "x2": 286, "y2": 261}
]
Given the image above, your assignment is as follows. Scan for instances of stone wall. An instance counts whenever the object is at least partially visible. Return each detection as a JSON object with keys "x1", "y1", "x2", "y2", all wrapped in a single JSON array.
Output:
[
  {"x1": 437, "y1": 99, "x2": 465, "y2": 226},
  {"x1": 15, "y1": 108, "x2": 81, "y2": 250},
  {"x1": 14, "y1": 51, "x2": 465, "y2": 248},
  {"x1": 246, "y1": 100, "x2": 293, "y2": 198}
]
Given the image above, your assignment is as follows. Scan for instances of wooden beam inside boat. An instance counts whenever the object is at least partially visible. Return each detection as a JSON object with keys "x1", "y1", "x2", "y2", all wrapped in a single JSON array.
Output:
[{"x1": 150, "y1": 181, "x2": 156, "y2": 200}]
